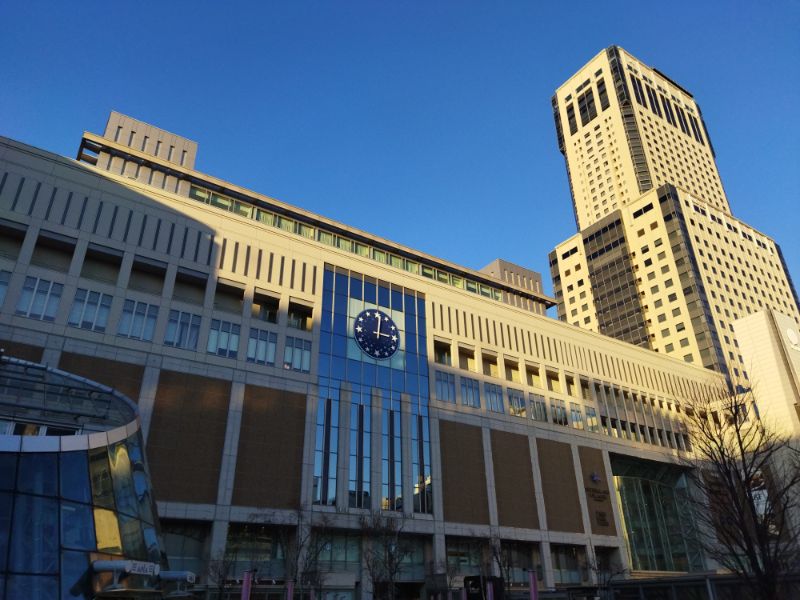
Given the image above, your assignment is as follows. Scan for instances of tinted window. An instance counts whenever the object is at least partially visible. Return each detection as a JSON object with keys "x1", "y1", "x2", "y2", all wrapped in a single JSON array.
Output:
[
  {"x1": 60, "y1": 451, "x2": 91, "y2": 504},
  {"x1": 10, "y1": 494, "x2": 59, "y2": 573},
  {"x1": 17, "y1": 453, "x2": 57, "y2": 496}
]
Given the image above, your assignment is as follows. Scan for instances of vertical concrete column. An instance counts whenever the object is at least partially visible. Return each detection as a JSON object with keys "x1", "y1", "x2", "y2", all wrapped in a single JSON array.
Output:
[
  {"x1": 300, "y1": 386, "x2": 320, "y2": 507},
  {"x1": 539, "y1": 541, "x2": 555, "y2": 592},
  {"x1": 481, "y1": 427, "x2": 499, "y2": 527},
  {"x1": 137, "y1": 362, "x2": 162, "y2": 442},
  {"x1": 570, "y1": 444, "x2": 593, "y2": 539},
  {"x1": 209, "y1": 519, "x2": 230, "y2": 564},
  {"x1": 601, "y1": 450, "x2": 631, "y2": 573},
  {"x1": 216, "y1": 378, "x2": 246, "y2": 507}
]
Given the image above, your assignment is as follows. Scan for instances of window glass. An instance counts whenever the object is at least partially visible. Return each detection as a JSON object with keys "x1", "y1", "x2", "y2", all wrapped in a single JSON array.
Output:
[
  {"x1": 7, "y1": 575, "x2": 58, "y2": 600},
  {"x1": 10, "y1": 494, "x2": 59, "y2": 573},
  {"x1": 94, "y1": 507, "x2": 123, "y2": 555},
  {"x1": 246, "y1": 328, "x2": 277, "y2": 366},
  {"x1": 119, "y1": 512, "x2": 146, "y2": 559},
  {"x1": 0, "y1": 454, "x2": 16, "y2": 491},
  {"x1": 61, "y1": 550, "x2": 89, "y2": 600},
  {"x1": 109, "y1": 442, "x2": 138, "y2": 518},
  {"x1": 117, "y1": 299, "x2": 159, "y2": 341},
  {"x1": 60, "y1": 451, "x2": 91, "y2": 504},
  {"x1": 88, "y1": 447, "x2": 116, "y2": 509},
  {"x1": 126, "y1": 435, "x2": 155, "y2": 525},
  {"x1": 60, "y1": 501, "x2": 95, "y2": 550},
  {"x1": 0, "y1": 491, "x2": 11, "y2": 571},
  {"x1": 17, "y1": 453, "x2": 57, "y2": 496},
  {"x1": 67, "y1": 288, "x2": 112, "y2": 332}
]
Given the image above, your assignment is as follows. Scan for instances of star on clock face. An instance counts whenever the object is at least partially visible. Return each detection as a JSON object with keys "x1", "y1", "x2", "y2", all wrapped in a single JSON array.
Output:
[{"x1": 353, "y1": 308, "x2": 400, "y2": 360}]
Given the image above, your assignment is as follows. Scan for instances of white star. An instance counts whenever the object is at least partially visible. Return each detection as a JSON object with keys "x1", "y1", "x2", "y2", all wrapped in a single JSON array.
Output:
[
  {"x1": 391, "y1": 335, "x2": 397, "y2": 341},
  {"x1": 356, "y1": 326, "x2": 363, "y2": 332}
]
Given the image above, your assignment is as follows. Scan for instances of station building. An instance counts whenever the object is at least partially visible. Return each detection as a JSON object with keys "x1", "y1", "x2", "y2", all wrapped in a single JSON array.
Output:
[{"x1": 0, "y1": 109, "x2": 726, "y2": 599}]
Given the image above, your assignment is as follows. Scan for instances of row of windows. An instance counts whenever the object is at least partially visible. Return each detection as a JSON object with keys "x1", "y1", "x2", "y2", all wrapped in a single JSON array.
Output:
[
  {"x1": 187, "y1": 184, "x2": 507, "y2": 303},
  {"x1": 9, "y1": 276, "x2": 312, "y2": 374}
]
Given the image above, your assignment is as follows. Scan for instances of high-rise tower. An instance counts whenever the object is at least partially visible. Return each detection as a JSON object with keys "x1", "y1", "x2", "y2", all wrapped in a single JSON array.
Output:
[{"x1": 549, "y1": 47, "x2": 800, "y2": 386}]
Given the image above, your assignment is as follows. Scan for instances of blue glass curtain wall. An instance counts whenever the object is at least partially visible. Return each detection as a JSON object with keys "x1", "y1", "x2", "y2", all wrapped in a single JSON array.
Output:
[
  {"x1": 0, "y1": 431, "x2": 163, "y2": 599},
  {"x1": 314, "y1": 266, "x2": 432, "y2": 513}
]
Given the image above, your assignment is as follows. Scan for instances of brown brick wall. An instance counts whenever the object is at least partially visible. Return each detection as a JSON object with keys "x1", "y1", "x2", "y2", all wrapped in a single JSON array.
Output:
[
  {"x1": 146, "y1": 370, "x2": 230, "y2": 504},
  {"x1": 491, "y1": 430, "x2": 539, "y2": 529},
  {"x1": 0, "y1": 340, "x2": 44, "y2": 363},
  {"x1": 232, "y1": 385, "x2": 306, "y2": 509},
  {"x1": 577, "y1": 446, "x2": 616, "y2": 535},
  {"x1": 58, "y1": 352, "x2": 144, "y2": 402},
  {"x1": 536, "y1": 438, "x2": 584, "y2": 533},
  {"x1": 439, "y1": 420, "x2": 489, "y2": 525}
]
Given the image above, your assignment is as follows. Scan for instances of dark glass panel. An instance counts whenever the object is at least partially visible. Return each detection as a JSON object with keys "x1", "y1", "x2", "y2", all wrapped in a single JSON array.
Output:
[
  {"x1": 109, "y1": 442, "x2": 138, "y2": 518},
  {"x1": 88, "y1": 447, "x2": 115, "y2": 509},
  {"x1": 61, "y1": 501, "x2": 95, "y2": 550},
  {"x1": 349, "y1": 274, "x2": 363, "y2": 300},
  {"x1": 391, "y1": 289, "x2": 403, "y2": 311},
  {"x1": 10, "y1": 494, "x2": 58, "y2": 573},
  {"x1": 7, "y1": 575, "x2": 58, "y2": 599},
  {"x1": 16, "y1": 453, "x2": 57, "y2": 496},
  {"x1": 364, "y1": 281, "x2": 376, "y2": 304},
  {"x1": 61, "y1": 550, "x2": 90, "y2": 600},
  {"x1": 142, "y1": 523, "x2": 161, "y2": 563},
  {"x1": 60, "y1": 451, "x2": 91, "y2": 504},
  {"x1": 118, "y1": 512, "x2": 146, "y2": 559},
  {"x1": 126, "y1": 435, "x2": 155, "y2": 526},
  {"x1": 378, "y1": 285, "x2": 390, "y2": 308},
  {"x1": 334, "y1": 272, "x2": 348, "y2": 297},
  {"x1": 0, "y1": 492, "x2": 11, "y2": 571},
  {"x1": 0, "y1": 454, "x2": 16, "y2": 491}
]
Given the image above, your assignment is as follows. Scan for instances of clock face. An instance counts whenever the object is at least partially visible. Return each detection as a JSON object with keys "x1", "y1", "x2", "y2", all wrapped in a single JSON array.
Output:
[{"x1": 353, "y1": 308, "x2": 400, "y2": 360}]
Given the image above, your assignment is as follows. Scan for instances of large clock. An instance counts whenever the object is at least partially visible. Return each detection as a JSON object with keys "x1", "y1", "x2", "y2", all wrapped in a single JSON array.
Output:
[{"x1": 353, "y1": 308, "x2": 400, "y2": 360}]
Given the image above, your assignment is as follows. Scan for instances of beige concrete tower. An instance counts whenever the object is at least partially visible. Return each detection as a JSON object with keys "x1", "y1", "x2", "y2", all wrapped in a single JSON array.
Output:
[
  {"x1": 549, "y1": 47, "x2": 800, "y2": 387},
  {"x1": 552, "y1": 46, "x2": 728, "y2": 230}
]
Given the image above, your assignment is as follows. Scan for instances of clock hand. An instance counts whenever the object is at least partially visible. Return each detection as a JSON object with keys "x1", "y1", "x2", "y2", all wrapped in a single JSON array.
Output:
[{"x1": 375, "y1": 313, "x2": 381, "y2": 338}]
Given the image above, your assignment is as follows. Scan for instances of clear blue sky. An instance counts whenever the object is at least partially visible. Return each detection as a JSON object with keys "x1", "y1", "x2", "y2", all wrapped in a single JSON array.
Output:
[{"x1": 2, "y1": 1, "x2": 798, "y2": 299}]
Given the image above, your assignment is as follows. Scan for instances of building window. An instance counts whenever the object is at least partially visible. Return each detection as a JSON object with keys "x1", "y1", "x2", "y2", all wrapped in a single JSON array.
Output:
[
  {"x1": 67, "y1": 288, "x2": 113, "y2": 332},
  {"x1": 530, "y1": 394, "x2": 547, "y2": 422},
  {"x1": 434, "y1": 340, "x2": 452, "y2": 365},
  {"x1": 163, "y1": 310, "x2": 201, "y2": 350},
  {"x1": 206, "y1": 319, "x2": 240, "y2": 358},
  {"x1": 485, "y1": 383, "x2": 504, "y2": 413},
  {"x1": 283, "y1": 336, "x2": 311, "y2": 373},
  {"x1": 117, "y1": 299, "x2": 159, "y2": 341},
  {"x1": 508, "y1": 388, "x2": 526, "y2": 417},
  {"x1": 570, "y1": 403, "x2": 584, "y2": 430},
  {"x1": 460, "y1": 377, "x2": 481, "y2": 408},
  {"x1": 252, "y1": 292, "x2": 278, "y2": 323},
  {"x1": 585, "y1": 406, "x2": 599, "y2": 432},
  {"x1": 0, "y1": 270, "x2": 11, "y2": 306},
  {"x1": 15, "y1": 276, "x2": 63, "y2": 321},
  {"x1": 551, "y1": 399, "x2": 569, "y2": 426},
  {"x1": 246, "y1": 328, "x2": 277, "y2": 366},
  {"x1": 287, "y1": 302, "x2": 312, "y2": 331},
  {"x1": 435, "y1": 371, "x2": 456, "y2": 403}
]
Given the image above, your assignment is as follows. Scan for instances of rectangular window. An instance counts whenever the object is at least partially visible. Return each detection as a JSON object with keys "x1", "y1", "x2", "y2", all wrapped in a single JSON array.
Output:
[
  {"x1": 15, "y1": 276, "x2": 63, "y2": 321},
  {"x1": 284, "y1": 336, "x2": 311, "y2": 373},
  {"x1": 507, "y1": 388, "x2": 526, "y2": 418},
  {"x1": 485, "y1": 383, "x2": 504, "y2": 413},
  {"x1": 163, "y1": 310, "x2": 201, "y2": 350},
  {"x1": 117, "y1": 299, "x2": 159, "y2": 341},
  {"x1": 0, "y1": 270, "x2": 11, "y2": 307},
  {"x1": 550, "y1": 398, "x2": 569, "y2": 426},
  {"x1": 630, "y1": 75, "x2": 646, "y2": 107},
  {"x1": 246, "y1": 328, "x2": 277, "y2": 366},
  {"x1": 460, "y1": 377, "x2": 481, "y2": 408},
  {"x1": 660, "y1": 95, "x2": 676, "y2": 126},
  {"x1": 206, "y1": 319, "x2": 240, "y2": 358},
  {"x1": 570, "y1": 403, "x2": 584, "y2": 430},
  {"x1": 435, "y1": 371, "x2": 456, "y2": 403},
  {"x1": 675, "y1": 106, "x2": 690, "y2": 134},
  {"x1": 585, "y1": 406, "x2": 600, "y2": 433},
  {"x1": 596, "y1": 78, "x2": 610, "y2": 110},
  {"x1": 67, "y1": 288, "x2": 112, "y2": 332},
  {"x1": 287, "y1": 302, "x2": 312, "y2": 331},
  {"x1": 566, "y1": 103, "x2": 578, "y2": 135},
  {"x1": 577, "y1": 89, "x2": 598, "y2": 126},
  {"x1": 645, "y1": 85, "x2": 662, "y2": 117},
  {"x1": 530, "y1": 393, "x2": 547, "y2": 422}
]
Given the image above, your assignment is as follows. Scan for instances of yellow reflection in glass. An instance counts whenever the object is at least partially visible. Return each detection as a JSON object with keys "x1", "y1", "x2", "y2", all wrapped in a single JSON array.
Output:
[{"x1": 94, "y1": 508, "x2": 123, "y2": 555}]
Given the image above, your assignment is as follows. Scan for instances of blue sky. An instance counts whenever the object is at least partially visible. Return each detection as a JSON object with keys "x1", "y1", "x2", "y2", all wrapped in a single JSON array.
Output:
[{"x1": 1, "y1": 1, "x2": 798, "y2": 298}]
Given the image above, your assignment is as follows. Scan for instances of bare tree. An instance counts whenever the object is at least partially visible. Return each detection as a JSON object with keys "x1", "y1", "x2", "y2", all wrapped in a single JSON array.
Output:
[
  {"x1": 274, "y1": 509, "x2": 332, "y2": 600},
  {"x1": 205, "y1": 548, "x2": 238, "y2": 600},
  {"x1": 683, "y1": 388, "x2": 800, "y2": 600},
  {"x1": 360, "y1": 511, "x2": 412, "y2": 600},
  {"x1": 585, "y1": 544, "x2": 628, "y2": 600}
]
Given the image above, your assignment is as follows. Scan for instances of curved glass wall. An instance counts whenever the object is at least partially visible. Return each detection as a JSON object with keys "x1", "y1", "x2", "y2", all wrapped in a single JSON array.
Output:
[{"x1": 0, "y1": 356, "x2": 166, "y2": 599}]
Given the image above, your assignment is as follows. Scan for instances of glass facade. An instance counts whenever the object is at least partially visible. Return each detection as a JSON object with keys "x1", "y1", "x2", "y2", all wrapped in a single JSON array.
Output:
[
  {"x1": 612, "y1": 456, "x2": 703, "y2": 572},
  {"x1": 0, "y1": 357, "x2": 167, "y2": 599},
  {"x1": 314, "y1": 266, "x2": 432, "y2": 513}
]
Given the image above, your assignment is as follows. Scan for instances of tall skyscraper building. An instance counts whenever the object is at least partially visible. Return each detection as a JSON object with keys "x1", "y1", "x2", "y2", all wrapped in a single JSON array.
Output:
[{"x1": 549, "y1": 47, "x2": 800, "y2": 386}]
